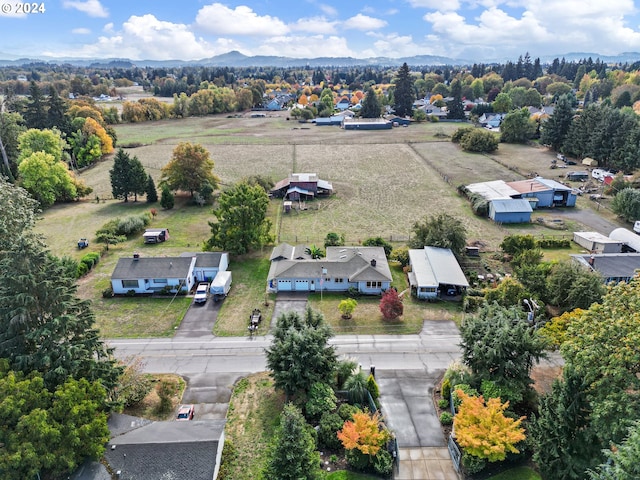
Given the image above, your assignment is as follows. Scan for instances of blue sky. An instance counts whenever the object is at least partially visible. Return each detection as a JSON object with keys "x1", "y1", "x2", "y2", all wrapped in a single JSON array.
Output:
[{"x1": 2, "y1": 0, "x2": 640, "y2": 61}]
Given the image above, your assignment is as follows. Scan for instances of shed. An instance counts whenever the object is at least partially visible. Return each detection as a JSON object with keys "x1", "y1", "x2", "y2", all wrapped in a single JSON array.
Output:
[
  {"x1": 342, "y1": 118, "x2": 392, "y2": 130},
  {"x1": 408, "y1": 246, "x2": 469, "y2": 300},
  {"x1": 488, "y1": 199, "x2": 532, "y2": 223},
  {"x1": 582, "y1": 157, "x2": 598, "y2": 167},
  {"x1": 573, "y1": 232, "x2": 623, "y2": 253},
  {"x1": 609, "y1": 228, "x2": 640, "y2": 252},
  {"x1": 565, "y1": 171, "x2": 589, "y2": 181},
  {"x1": 143, "y1": 228, "x2": 169, "y2": 244}
]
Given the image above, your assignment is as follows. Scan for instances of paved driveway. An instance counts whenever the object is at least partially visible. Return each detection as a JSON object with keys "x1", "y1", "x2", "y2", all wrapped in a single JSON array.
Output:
[
  {"x1": 174, "y1": 296, "x2": 222, "y2": 338},
  {"x1": 270, "y1": 292, "x2": 308, "y2": 327},
  {"x1": 180, "y1": 372, "x2": 244, "y2": 420}
]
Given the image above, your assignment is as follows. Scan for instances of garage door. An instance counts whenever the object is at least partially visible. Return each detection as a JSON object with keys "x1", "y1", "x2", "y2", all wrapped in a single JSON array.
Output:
[
  {"x1": 294, "y1": 280, "x2": 309, "y2": 291},
  {"x1": 277, "y1": 280, "x2": 292, "y2": 291}
]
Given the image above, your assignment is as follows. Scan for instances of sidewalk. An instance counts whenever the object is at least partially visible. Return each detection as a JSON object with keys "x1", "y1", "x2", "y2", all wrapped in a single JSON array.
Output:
[{"x1": 396, "y1": 447, "x2": 460, "y2": 480}]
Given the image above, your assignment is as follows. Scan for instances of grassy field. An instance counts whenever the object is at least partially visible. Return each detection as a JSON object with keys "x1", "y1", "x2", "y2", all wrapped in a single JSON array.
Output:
[{"x1": 32, "y1": 115, "x2": 603, "y2": 337}]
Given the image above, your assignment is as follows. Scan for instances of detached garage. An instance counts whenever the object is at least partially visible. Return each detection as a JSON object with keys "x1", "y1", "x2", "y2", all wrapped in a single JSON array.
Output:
[{"x1": 489, "y1": 199, "x2": 532, "y2": 224}]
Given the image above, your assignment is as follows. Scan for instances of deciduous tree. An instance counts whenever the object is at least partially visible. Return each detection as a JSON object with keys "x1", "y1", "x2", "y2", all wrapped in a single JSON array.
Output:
[
  {"x1": 339, "y1": 298, "x2": 357, "y2": 319},
  {"x1": 18, "y1": 151, "x2": 77, "y2": 207},
  {"x1": 206, "y1": 182, "x2": 273, "y2": 255},
  {"x1": 338, "y1": 411, "x2": 390, "y2": 456},
  {"x1": 453, "y1": 390, "x2": 526, "y2": 462},
  {"x1": 500, "y1": 108, "x2": 536, "y2": 143},
  {"x1": 160, "y1": 142, "x2": 219, "y2": 196},
  {"x1": 17, "y1": 127, "x2": 65, "y2": 163},
  {"x1": 409, "y1": 212, "x2": 467, "y2": 257},
  {"x1": 380, "y1": 288, "x2": 403, "y2": 320}
]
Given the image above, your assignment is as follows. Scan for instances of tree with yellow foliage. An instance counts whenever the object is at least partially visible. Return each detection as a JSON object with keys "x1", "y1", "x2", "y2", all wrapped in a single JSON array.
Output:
[
  {"x1": 338, "y1": 411, "x2": 390, "y2": 456},
  {"x1": 82, "y1": 117, "x2": 113, "y2": 155},
  {"x1": 453, "y1": 389, "x2": 526, "y2": 462}
]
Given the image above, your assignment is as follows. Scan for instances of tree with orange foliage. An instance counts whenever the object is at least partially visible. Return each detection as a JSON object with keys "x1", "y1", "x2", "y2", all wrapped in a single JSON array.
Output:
[
  {"x1": 453, "y1": 390, "x2": 526, "y2": 462},
  {"x1": 338, "y1": 411, "x2": 390, "y2": 456},
  {"x1": 83, "y1": 117, "x2": 113, "y2": 155}
]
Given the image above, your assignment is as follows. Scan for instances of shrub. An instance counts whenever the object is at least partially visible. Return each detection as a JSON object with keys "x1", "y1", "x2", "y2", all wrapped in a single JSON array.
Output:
[
  {"x1": 102, "y1": 287, "x2": 114, "y2": 298},
  {"x1": 441, "y1": 378, "x2": 452, "y2": 402},
  {"x1": 335, "y1": 358, "x2": 358, "y2": 390},
  {"x1": 366, "y1": 375, "x2": 379, "y2": 401},
  {"x1": 462, "y1": 452, "x2": 486, "y2": 475},
  {"x1": 76, "y1": 262, "x2": 89, "y2": 277},
  {"x1": 117, "y1": 357, "x2": 154, "y2": 407},
  {"x1": 80, "y1": 252, "x2": 100, "y2": 271},
  {"x1": 452, "y1": 384, "x2": 479, "y2": 411},
  {"x1": 126, "y1": 289, "x2": 136, "y2": 297},
  {"x1": 338, "y1": 403, "x2": 359, "y2": 421},
  {"x1": 459, "y1": 128, "x2": 499, "y2": 153},
  {"x1": 451, "y1": 126, "x2": 475, "y2": 143},
  {"x1": 318, "y1": 412, "x2": 344, "y2": 450},
  {"x1": 373, "y1": 449, "x2": 394, "y2": 477},
  {"x1": 438, "y1": 398, "x2": 450, "y2": 409},
  {"x1": 440, "y1": 411, "x2": 453, "y2": 425},
  {"x1": 305, "y1": 382, "x2": 337, "y2": 421},
  {"x1": 380, "y1": 288, "x2": 403, "y2": 320}
]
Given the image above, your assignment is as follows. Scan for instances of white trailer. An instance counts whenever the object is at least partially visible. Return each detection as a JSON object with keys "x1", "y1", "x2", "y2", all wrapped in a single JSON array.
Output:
[{"x1": 210, "y1": 271, "x2": 232, "y2": 301}]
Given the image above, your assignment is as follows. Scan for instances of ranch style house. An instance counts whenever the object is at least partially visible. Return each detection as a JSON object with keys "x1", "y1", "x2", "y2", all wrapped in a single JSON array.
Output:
[{"x1": 267, "y1": 243, "x2": 392, "y2": 294}]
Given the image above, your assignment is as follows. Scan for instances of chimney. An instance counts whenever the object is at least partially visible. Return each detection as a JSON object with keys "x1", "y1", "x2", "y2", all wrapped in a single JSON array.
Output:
[
  {"x1": 133, "y1": 252, "x2": 140, "y2": 260},
  {"x1": 370, "y1": 259, "x2": 377, "y2": 267},
  {"x1": 588, "y1": 255, "x2": 595, "y2": 267}
]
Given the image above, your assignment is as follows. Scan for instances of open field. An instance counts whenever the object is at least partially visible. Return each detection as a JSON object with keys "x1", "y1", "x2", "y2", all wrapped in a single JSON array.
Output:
[{"x1": 33, "y1": 115, "x2": 612, "y2": 337}]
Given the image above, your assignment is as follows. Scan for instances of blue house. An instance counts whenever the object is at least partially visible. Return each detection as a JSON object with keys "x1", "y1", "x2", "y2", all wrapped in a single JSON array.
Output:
[
  {"x1": 507, "y1": 177, "x2": 577, "y2": 208},
  {"x1": 489, "y1": 199, "x2": 533, "y2": 224}
]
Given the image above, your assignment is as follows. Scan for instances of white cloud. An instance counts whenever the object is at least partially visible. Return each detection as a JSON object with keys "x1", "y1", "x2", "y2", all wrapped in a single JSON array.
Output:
[
  {"x1": 256, "y1": 35, "x2": 355, "y2": 58},
  {"x1": 421, "y1": 0, "x2": 640, "y2": 59},
  {"x1": 290, "y1": 16, "x2": 338, "y2": 35},
  {"x1": 49, "y1": 14, "x2": 216, "y2": 60},
  {"x1": 318, "y1": 4, "x2": 338, "y2": 17},
  {"x1": 62, "y1": 0, "x2": 108, "y2": 18},
  {"x1": 72, "y1": 28, "x2": 91, "y2": 35},
  {"x1": 344, "y1": 14, "x2": 387, "y2": 31},
  {"x1": 407, "y1": 0, "x2": 460, "y2": 11},
  {"x1": 103, "y1": 22, "x2": 114, "y2": 33},
  {"x1": 360, "y1": 33, "x2": 423, "y2": 58},
  {"x1": 195, "y1": 3, "x2": 289, "y2": 36}
]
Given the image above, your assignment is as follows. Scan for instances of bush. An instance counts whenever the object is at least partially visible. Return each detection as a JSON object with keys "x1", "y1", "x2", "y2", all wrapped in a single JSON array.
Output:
[
  {"x1": 438, "y1": 398, "x2": 450, "y2": 409},
  {"x1": 373, "y1": 449, "x2": 394, "y2": 477},
  {"x1": 338, "y1": 403, "x2": 359, "y2": 421},
  {"x1": 305, "y1": 382, "x2": 337, "y2": 421},
  {"x1": 440, "y1": 412, "x2": 453, "y2": 425},
  {"x1": 126, "y1": 289, "x2": 136, "y2": 297},
  {"x1": 345, "y1": 448, "x2": 370, "y2": 472},
  {"x1": 80, "y1": 252, "x2": 100, "y2": 271},
  {"x1": 76, "y1": 262, "x2": 89, "y2": 277},
  {"x1": 459, "y1": 128, "x2": 499, "y2": 153},
  {"x1": 318, "y1": 412, "x2": 344, "y2": 450},
  {"x1": 102, "y1": 287, "x2": 114, "y2": 298},
  {"x1": 451, "y1": 126, "x2": 475, "y2": 143},
  {"x1": 462, "y1": 452, "x2": 486, "y2": 475},
  {"x1": 441, "y1": 378, "x2": 452, "y2": 402},
  {"x1": 366, "y1": 375, "x2": 379, "y2": 401}
]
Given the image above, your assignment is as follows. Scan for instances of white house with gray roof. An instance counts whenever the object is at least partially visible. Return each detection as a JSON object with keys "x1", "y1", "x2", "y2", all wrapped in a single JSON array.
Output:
[
  {"x1": 110, "y1": 252, "x2": 229, "y2": 295},
  {"x1": 267, "y1": 244, "x2": 392, "y2": 294},
  {"x1": 408, "y1": 246, "x2": 469, "y2": 300}
]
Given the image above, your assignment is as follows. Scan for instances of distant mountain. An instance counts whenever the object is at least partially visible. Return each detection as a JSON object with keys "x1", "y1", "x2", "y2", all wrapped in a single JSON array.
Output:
[{"x1": 2, "y1": 50, "x2": 640, "y2": 69}]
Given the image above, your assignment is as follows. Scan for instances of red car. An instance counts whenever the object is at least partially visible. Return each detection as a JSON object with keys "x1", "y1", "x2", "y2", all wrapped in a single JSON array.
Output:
[{"x1": 176, "y1": 404, "x2": 195, "y2": 421}]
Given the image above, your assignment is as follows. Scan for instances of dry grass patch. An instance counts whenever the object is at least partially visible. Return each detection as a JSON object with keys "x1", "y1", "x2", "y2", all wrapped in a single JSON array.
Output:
[
  {"x1": 223, "y1": 372, "x2": 284, "y2": 480},
  {"x1": 123, "y1": 374, "x2": 186, "y2": 421}
]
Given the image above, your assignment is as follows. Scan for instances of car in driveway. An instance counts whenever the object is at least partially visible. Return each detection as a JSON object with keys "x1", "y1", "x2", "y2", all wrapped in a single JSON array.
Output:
[
  {"x1": 193, "y1": 282, "x2": 209, "y2": 304},
  {"x1": 176, "y1": 404, "x2": 195, "y2": 421}
]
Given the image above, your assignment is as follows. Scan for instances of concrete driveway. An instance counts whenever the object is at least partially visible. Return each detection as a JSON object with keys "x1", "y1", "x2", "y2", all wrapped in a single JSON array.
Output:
[
  {"x1": 180, "y1": 372, "x2": 245, "y2": 420},
  {"x1": 270, "y1": 292, "x2": 308, "y2": 327},
  {"x1": 174, "y1": 296, "x2": 222, "y2": 338}
]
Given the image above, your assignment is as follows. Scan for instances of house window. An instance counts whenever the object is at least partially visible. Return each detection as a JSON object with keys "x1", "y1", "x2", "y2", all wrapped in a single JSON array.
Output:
[
  {"x1": 420, "y1": 287, "x2": 436, "y2": 293},
  {"x1": 334, "y1": 278, "x2": 344, "y2": 283},
  {"x1": 122, "y1": 280, "x2": 138, "y2": 288},
  {"x1": 366, "y1": 281, "x2": 382, "y2": 288},
  {"x1": 153, "y1": 278, "x2": 168, "y2": 284}
]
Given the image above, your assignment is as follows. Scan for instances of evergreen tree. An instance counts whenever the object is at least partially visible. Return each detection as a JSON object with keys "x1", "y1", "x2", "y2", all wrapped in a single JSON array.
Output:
[
  {"x1": 45, "y1": 86, "x2": 69, "y2": 133},
  {"x1": 588, "y1": 422, "x2": 640, "y2": 480},
  {"x1": 530, "y1": 367, "x2": 602, "y2": 480},
  {"x1": 160, "y1": 184, "x2": 174, "y2": 209},
  {"x1": 110, "y1": 149, "x2": 147, "y2": 202},
  {"x1": 393, "y1": 62, "x2": 415, "y2": 118},
  {"x1": 265, "y1": 308, "x2": 337, "y2": 399},
  {"x1": 360, "y1": 86, "x2": 382, "y2": 118},
  {"x1": 146, "y1": 174, "x2": 158, "y2": 203},
  {"x1": 446, "y1": 79, "x2": 465, "y2": 120},
  {"x1": 263, "y1": 403, "x2": 322, "y2": 480},
  {"x1": 23, "y1": 81, "x2": 47, "y2": 129},
  {"x1": 541, "y1": 94, "x2": 574, "y2": 151}
]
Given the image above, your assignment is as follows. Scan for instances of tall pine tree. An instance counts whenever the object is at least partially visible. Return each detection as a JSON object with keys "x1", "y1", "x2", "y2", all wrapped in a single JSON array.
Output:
[
  {"x1": 393, "y1": 62, "x2": 415, "y2": 118},
  {"x1": 360, "y1": 87, "x2": 382, "y2": 118},
  {"x1": 146, "y1": 174, "x2": 158, "y2": 203}
]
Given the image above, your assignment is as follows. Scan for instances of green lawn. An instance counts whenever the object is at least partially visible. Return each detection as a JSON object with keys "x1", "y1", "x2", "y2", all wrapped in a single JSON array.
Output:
[{"x1": 214, "y1": 254, "x2": 275, "y2": 336}]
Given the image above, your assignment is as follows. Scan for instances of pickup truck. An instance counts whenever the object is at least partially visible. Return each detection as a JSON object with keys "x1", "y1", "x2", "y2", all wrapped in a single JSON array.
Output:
[{"x1": 193, "y1": 282, "x2": 209, "y2": 304}]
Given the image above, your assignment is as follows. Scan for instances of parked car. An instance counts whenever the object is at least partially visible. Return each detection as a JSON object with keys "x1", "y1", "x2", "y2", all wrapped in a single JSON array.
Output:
[
  {"x1": 193, "y1": 282, "x2": 209, "y2": 304},
  {"x1": 77, "y1": 238, "x2": 89, "y2": 248},
  {"x1": 446, "y1": 288, "x2": 457, "y2": 296},
  {"x1": 176, "y1": 404, "x2": 195, "y2": 421}
]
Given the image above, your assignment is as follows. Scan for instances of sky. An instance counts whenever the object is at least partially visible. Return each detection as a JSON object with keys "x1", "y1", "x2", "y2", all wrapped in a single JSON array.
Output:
[{"x1": 2, "y1": 0, "x2": 640, "y2": 62}]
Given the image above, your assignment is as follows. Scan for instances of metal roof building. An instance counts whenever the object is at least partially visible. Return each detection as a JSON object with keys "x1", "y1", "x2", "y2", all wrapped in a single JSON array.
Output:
[{"x1": 408, "y1": 246, "x2": 469, "y2": 300}]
